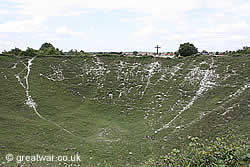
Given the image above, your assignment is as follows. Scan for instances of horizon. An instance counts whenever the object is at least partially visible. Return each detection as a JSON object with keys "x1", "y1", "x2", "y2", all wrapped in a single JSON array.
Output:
[
  {"x1": 0, "y1": 0, "x2": 250, "y2": 52},
  {"x1": 1, "y1": 43, "x2": 247, "y2": 53}
]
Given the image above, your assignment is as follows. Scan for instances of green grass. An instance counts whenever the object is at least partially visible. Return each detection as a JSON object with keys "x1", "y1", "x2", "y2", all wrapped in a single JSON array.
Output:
[{"x1": 0, "y1": 55, "x2": 249, "y2": 166}]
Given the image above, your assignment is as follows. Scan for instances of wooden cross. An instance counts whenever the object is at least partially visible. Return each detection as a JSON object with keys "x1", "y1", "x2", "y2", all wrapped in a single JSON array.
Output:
[{"x1": 155, "y1": 45, "x2": 161, "y2": 54}]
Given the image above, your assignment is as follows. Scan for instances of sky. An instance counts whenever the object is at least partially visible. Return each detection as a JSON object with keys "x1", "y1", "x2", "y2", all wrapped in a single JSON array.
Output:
[{"x1": 0, "y1": 0, "x2": 250, "y2": 52}]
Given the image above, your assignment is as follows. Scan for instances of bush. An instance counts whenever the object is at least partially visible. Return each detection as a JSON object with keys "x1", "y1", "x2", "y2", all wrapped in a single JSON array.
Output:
[
  {"x1": 236, "y1": 47, "x2": 250, "y2": 55},
  {"x1": 178, "y1": 43, "x2": 198, "y2": 57},
  {"x1": 144, "y1": 134, "x2": 249, "y2": 166},
  {"x1": 23, "y1": 47, "x2": 38, "y2": 56},
  {"x1": 39, "y1": 42, "x2": 62, "y2": 56},
  {"x1": 40, "y1": 42, "x2": 55, "y2": 51},
  {"x1": 2, "y1": 47, "x2": 24, "y2": 56}
]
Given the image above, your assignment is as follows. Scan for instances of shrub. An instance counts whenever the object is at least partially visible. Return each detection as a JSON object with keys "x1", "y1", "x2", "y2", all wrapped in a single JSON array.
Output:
[
  {"x1": 178, "y1": 43, "x2": 198, "y2": 57},
  {"x1": 23, "y1": 47, "x2": 38, "y2": 56},
  {"x1": 144, "y1": 134, "x2": 249, "y2": 166}
]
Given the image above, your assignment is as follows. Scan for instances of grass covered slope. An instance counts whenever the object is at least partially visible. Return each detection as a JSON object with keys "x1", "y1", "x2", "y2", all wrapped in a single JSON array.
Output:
[{"x1": 0, "y1": 55, "x2": 249, "y2": 166}]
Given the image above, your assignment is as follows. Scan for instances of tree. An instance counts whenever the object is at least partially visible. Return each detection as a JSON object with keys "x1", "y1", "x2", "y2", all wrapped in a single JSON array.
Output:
[
  {"x1": 201, "y1": 50, "x2": 208, "y2": 55},
  {"x1": 24, "y1": 47, "x2": 38, "y2": 56},
  {"x1": 2, "y1": 47, "x2": 23, "y2": 56},
  {"x1": 40, "y1": 42, "x2": 55, "y2": 51},
  {"x1": 133, "y1": 51, "x2": 138, "y2": 55},
  {"x1": 68, "y1": 49, "x2": 77, "y2": 55},
  {"x1": 45, "y1": 47, "x2": 58, "y2": 55},
  {"x1": 178, "y1": 42, "x2": 198, "y2": 57},
  {"x1": 39, "y1": 42, "x2": 61, "y2": 55},
  {"x1": 237, "y1": 46, "x2": 250, "y2": 54}
]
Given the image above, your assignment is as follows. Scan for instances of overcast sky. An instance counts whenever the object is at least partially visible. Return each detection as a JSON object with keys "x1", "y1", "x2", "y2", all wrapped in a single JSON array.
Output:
[{"x1": 0, "y1": 0, "x2": 250, "y2": 52}]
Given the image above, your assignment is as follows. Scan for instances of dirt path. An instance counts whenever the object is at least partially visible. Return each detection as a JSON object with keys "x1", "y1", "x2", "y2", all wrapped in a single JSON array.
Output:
[{"x1": 15, "y1": 57, "x2": 75, "y2": 136}]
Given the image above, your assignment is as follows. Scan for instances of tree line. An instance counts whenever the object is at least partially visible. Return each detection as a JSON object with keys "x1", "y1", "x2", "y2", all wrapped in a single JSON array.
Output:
[
  {"x1": 2, "y1": 42, "x2": 249, "y2": 57},
  {"x1": 1, "y1": 43, "x2": 86, "y2": 57}
]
